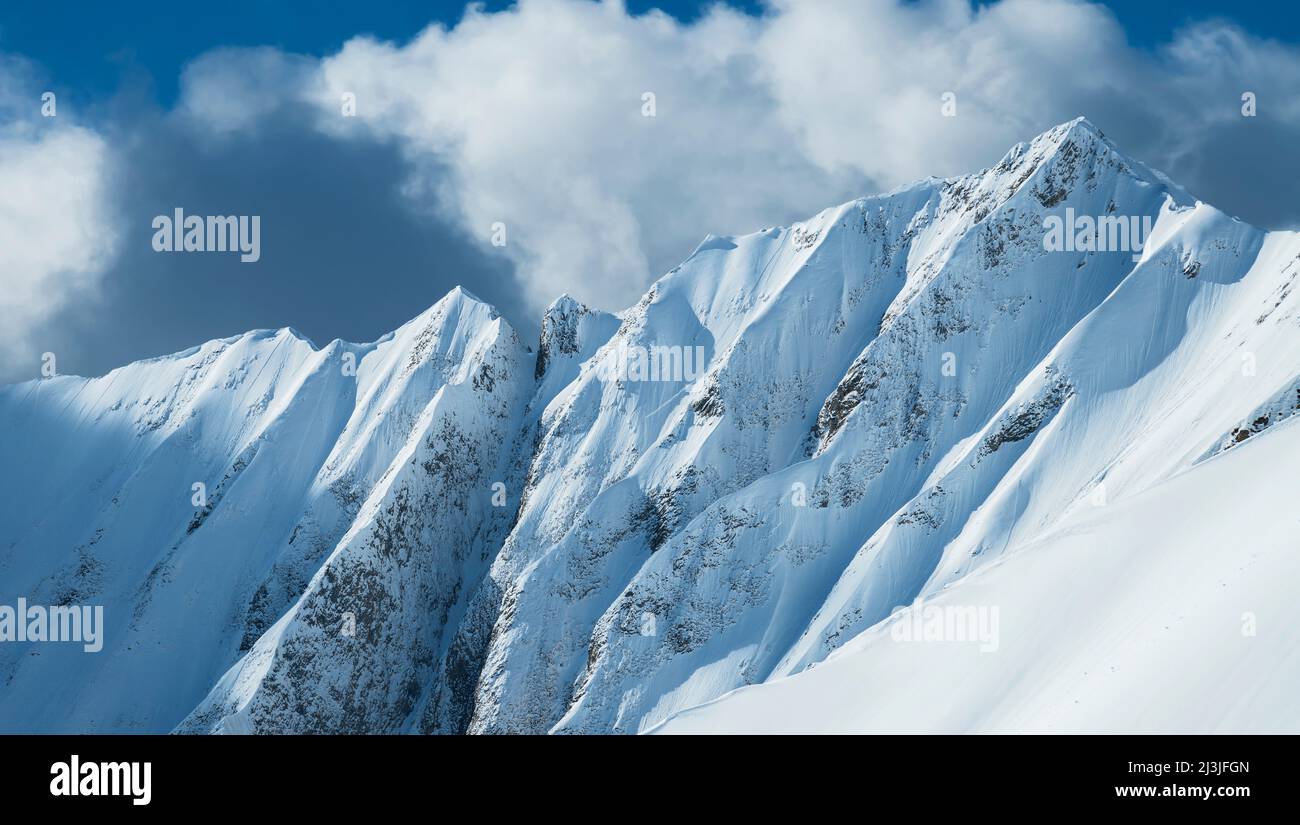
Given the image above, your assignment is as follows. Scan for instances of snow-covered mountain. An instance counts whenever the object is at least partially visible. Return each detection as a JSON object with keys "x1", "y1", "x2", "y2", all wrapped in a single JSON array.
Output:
[{"x1": 3, "y1": 118, "x2": 1297, "y2": 734}]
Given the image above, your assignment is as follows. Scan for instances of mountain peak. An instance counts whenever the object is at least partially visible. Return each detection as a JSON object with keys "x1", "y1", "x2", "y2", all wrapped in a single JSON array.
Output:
[
  {"x1": 544, "y1": 292, "x2": 583, "y2": 316},
  {"x1": 447, "y1": 283, "x2": 478, "y2": 299},
  {"x1": 405, "y1": 284, "x2": 503, "y2": 332},
  {"x1": 1023, "y1": 116, "x2": 1107, "y2": 152},
  {"x1": 441, "y1": 284, "x2": 493, "y2": 311},
  {"x1": 1055, "y1": 115, "x2": 1101, "y2": 137},
  {"x1": 1006, "y1": 115, "x2": 1112, "y2": 166}
]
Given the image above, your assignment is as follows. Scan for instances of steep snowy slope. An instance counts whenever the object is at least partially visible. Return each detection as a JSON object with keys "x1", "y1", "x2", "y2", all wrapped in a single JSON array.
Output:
[
  {"x1": 472, "y1": 119, "x2": 1296, "y2": 734},
  {"x1": 773, "y1": 207, "x2": 1299, "y2": 681},
  {"x1": 0, "y1": 288, "x2": 529, "y2": 732},
  {"x1": 466, "y1": 118, "x2": 1283, "y2": 734},
  {"x1": 178, "y1": 291, "x2": 532, "y2": 734},
  {"x1": 652, "y1": 414, "x2": 1300, "y2": 734},
  {"x1": 3, "y1": 118, "x2": 1295, "y2": 735}
]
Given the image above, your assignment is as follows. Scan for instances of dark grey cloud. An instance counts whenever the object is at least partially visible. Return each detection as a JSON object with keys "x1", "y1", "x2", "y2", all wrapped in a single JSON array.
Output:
[
  {"x1": 1159, "y1": 116, "x2": 1300, "y2": 228},
  {"x1": 26, "y1": 99, "x2": 530, "y2": 383}
]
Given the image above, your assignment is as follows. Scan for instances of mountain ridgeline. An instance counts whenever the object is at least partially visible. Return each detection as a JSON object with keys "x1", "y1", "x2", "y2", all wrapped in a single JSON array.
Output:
[{"x1": 2, "y1": 119, "x2": 1297, "y2": 734}]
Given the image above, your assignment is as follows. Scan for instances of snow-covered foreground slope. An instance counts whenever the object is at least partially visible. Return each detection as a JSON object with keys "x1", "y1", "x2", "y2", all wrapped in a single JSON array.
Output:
[
  {"x1": 653, "y1": 415, "x2": 1300, "y2": 734},
  {"x1": 2, "y1": 119, "x2": 1296, "y2": 734}
]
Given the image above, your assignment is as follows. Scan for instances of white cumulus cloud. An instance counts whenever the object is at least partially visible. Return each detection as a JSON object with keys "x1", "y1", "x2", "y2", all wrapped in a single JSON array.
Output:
[
  {"x1": 161, "y1": 0, "x2": 1300, "y2": 315},
  {"x1": 0, "y1": 58, "x2": 118, "y2": 380}
]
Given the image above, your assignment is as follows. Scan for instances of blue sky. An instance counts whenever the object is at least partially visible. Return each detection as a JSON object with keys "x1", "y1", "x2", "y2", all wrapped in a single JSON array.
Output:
[
  {"x1": 7, "y1": 0, "x2": 1295, "y2": 106},
  {"x1": 6, "y1": 1, "x2": 762, "y2": 105},
  {"x1": 2, "y1": 0, "x2": 1299, "y2": 382}
]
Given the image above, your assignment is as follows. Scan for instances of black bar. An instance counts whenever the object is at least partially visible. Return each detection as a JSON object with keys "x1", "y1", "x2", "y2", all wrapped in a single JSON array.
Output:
[{"x1": 0, "y1": 734, "x2": 1276, "y2": 812}]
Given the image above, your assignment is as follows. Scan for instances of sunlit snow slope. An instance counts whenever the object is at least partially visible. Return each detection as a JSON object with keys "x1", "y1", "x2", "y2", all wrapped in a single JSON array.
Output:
[{"x1": 653, "y1": 416, "x2": 1300, "y2": 734}]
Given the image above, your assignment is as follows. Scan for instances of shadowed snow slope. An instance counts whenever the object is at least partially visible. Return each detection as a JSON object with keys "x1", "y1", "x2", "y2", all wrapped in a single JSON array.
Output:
[{"x1": 2, "y1": 120, "x2": 1296, "y2": 734}]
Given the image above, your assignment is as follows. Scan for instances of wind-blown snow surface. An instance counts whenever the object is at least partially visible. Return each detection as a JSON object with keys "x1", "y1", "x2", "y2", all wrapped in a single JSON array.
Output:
[
  {"x1": 653, "y1": 415, "x2": 1300, "y2": 734},
  {"x1": 2, "y1": 119, "x2": 1297, "y2": 734}
]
